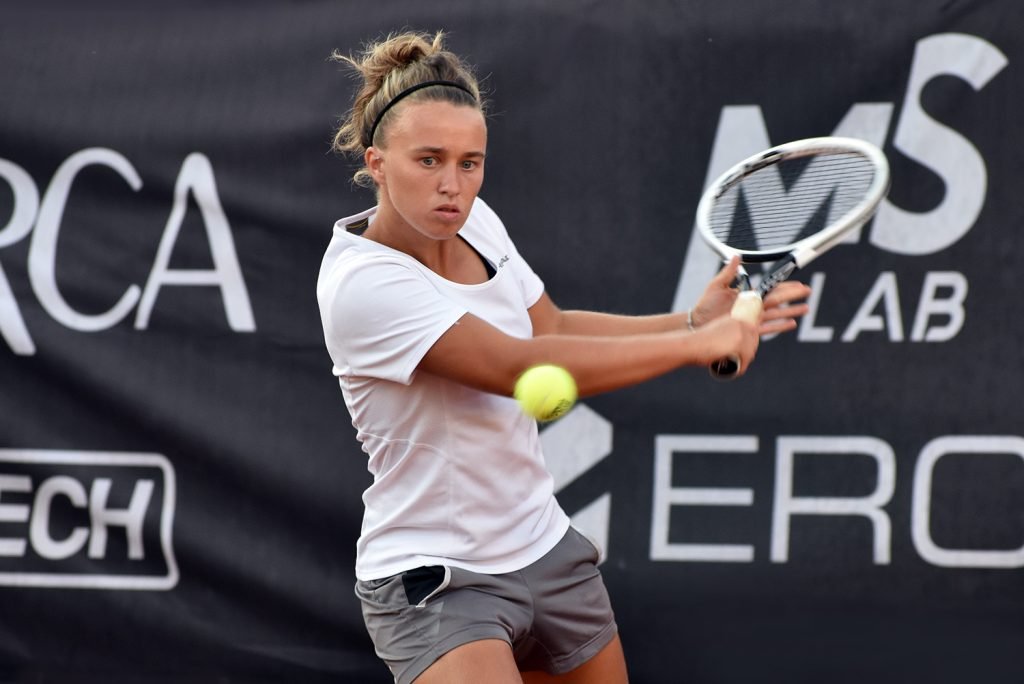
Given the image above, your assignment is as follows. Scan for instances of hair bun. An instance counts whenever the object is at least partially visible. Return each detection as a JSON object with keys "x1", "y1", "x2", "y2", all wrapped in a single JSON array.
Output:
[{"x1": 331, "y1": 30, "x2": 484, "y2": 187}]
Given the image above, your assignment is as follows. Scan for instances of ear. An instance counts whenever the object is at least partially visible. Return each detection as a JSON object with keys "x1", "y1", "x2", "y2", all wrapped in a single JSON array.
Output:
[{"x1": 365, "y1": 147, "x2": 386, "y2": 186}]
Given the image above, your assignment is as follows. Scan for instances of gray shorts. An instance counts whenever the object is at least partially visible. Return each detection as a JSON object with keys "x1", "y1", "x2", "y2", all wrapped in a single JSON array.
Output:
[{"x1": 354, "y1": 527, "x2": 618, "y2": 684}]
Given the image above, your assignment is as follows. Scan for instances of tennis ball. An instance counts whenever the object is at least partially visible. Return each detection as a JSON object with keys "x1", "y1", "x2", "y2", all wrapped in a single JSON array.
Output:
[{"x1": 514, "y1": 364, "x2": 578, "y2": 422}]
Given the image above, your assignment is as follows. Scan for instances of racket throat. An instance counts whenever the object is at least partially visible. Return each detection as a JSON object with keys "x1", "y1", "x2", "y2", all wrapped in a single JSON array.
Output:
[
  {"x1": 757, "y1": 255, "x2": 799, "y2": 296},
  {"x1": 733, "y1": 265, "x2": 753, "y2": 291}
]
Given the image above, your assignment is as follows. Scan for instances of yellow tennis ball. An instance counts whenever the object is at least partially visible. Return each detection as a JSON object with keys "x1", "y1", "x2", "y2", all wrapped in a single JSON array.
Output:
[{"x1": 514, "y1": 364, "x2": 577, "y2": 422}]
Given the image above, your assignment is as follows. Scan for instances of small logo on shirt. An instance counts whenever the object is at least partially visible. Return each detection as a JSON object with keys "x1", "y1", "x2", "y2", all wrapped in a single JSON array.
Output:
[{"x1": 497, "y1": 255, "x2": 510, "y2": 268}]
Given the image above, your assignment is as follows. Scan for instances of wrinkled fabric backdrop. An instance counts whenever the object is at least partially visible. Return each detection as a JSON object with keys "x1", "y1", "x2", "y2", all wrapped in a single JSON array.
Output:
[{"x1": 1, "y1": 2, "x2": 1021, "y2": 682}]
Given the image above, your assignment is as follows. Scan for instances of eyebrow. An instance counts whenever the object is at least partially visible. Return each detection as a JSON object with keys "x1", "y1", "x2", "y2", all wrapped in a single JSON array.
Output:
[{"x1": 414, "y1": 146, "x2": 487, "y2": 158}]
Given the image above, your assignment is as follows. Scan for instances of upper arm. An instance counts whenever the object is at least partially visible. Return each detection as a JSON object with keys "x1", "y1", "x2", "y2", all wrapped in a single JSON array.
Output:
[
  {"x1": 417, "y1": 313, "x2": 532, "y2": 396},
  {"x1": 527, "y1": 291, "x2": 564, "y2": 336},
  {"x1": 417, "y1": 292, "x2": 605, "y2": 395}
]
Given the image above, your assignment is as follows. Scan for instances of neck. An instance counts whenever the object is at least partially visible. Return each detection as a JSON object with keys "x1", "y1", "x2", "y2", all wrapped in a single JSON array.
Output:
[
  {"x1": 365, "y1": 202, "x2": 455, "y2": 272},
  {"x1": 364, "y1": 201, "x2": 488, "y2": 285}
]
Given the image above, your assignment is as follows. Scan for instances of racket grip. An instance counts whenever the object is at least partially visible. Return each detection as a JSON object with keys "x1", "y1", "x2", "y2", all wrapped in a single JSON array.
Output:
[{"x1": 709, "y1": 291, "x2": 763, "y2": 381}]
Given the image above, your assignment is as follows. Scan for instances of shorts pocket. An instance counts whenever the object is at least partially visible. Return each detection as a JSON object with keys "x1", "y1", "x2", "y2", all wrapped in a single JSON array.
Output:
[
  {"x1": 402, "y1": 565, "x2": 452, "y2": 608},
  {"x1": 354, "y1": 573, "x2": 405, "y2": 610}
]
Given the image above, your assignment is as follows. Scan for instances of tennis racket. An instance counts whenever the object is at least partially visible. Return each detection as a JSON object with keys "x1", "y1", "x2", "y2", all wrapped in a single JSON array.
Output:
[{"x1": 696, "y1": 136, "x2": 890, "y2": 379}]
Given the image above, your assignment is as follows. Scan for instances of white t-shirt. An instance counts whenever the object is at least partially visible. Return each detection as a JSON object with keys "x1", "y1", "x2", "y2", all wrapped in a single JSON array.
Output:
[{"x1": 317, "y1": 197, "x2": 570, "y2": 581}]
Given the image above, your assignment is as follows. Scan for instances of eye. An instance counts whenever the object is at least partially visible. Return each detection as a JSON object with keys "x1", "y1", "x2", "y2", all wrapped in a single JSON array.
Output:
[
  {"x1": 421, "y1": 156, "x2": 438, "y2": 167},
  {"x1": 461, "y1": 160, "x2": 479, "y2": 171}
]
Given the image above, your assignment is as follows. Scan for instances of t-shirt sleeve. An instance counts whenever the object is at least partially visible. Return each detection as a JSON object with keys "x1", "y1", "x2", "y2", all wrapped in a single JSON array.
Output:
[
  {"x1": 322, "y1": 257, "x2": 467, "y2": 384},
  {"x1": 506, "y1": 233, "x2": 545, "y2": 308},
  {"x1": 472, "y1": 197, "x2": 546, "y2": 308}
]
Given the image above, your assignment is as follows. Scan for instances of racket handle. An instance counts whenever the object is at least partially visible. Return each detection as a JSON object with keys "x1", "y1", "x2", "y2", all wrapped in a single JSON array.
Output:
[{"x1": 709, "y1": 291, "x2": 764, "y2": 380}]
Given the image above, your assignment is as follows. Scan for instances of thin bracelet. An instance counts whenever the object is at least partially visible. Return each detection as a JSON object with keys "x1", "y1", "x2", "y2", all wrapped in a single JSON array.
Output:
[{"x1": 687, "y1": 309, "x2": 698, "y2": 331}]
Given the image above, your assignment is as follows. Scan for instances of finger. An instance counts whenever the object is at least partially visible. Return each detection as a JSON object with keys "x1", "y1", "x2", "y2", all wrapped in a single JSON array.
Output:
[
  {"x1": 764, "y1": 280, "x2": 810, "y2": 300},
  {"x1": 758, "y1": 317, "x2": 799, "y2": 335},
  {"x1": 713, "y1": 256, "x2": 740, "y2": 286},
  {"x1": 761, "y1": 303, "x2": 810, "y2": 321},
  {"x1": 763, "y1": 282, "x2": 811, "y2": 308}
]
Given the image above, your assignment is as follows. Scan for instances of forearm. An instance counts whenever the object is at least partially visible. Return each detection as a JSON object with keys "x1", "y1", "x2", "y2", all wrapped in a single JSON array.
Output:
[
  {"x1": 552, "y1": 309, "x2": 691, "y2": 337},
  {"x1": 519, "y1": 330, "x2": 702, "y2": 396},
  {"x1": 419, "y1": 311, "x2": 753, "y2": 400}
]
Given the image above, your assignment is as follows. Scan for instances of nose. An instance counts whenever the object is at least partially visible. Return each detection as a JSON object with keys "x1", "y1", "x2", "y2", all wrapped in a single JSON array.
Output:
[{"x1": 437, "y1": 162, "x2": 460, "y2": 197}]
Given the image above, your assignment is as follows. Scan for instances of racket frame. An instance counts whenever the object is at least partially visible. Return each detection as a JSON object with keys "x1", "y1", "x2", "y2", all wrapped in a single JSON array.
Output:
[
  {"x1": 696, "y1": 136, "x2": 890, "y2": 278},
  {"x1": 694, "y1": 136, "x2": 890, "y2": 378}
]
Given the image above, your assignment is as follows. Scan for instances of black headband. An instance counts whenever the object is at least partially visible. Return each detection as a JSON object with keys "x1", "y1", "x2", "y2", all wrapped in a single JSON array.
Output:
[{"x1": 365, "y1": 80, "x2": 476, "y2": 148}]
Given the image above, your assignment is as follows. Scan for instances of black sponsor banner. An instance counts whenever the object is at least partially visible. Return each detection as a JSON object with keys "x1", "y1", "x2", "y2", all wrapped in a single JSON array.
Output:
[{"x1": 1, "y1": 2, "x2": 1022, "y2": 682}]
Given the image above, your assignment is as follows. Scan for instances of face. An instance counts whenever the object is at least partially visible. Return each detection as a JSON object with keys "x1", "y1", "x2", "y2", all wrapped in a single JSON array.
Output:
[{"x1": 367, "y1": 100, "x2": 487, "y2": 242}]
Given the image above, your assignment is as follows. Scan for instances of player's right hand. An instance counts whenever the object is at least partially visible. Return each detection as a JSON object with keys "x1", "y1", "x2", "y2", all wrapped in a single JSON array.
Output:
[{"x1": 692, "y1": 315, "x2": 760, "y2": 375}]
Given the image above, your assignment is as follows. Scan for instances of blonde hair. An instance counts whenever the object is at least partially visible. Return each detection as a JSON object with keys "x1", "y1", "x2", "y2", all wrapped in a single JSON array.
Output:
[{"x1": 332, "y1": 31, "x2": 485, "y2": 187}]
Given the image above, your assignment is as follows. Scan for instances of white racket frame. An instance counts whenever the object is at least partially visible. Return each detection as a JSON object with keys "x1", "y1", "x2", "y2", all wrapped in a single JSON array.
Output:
[
  {"x1": 695, "y1": 136, "x2": 890, "y2": 380},
  {"x1": 695, "y1": 136, "x2": 890, "y2": 269}
]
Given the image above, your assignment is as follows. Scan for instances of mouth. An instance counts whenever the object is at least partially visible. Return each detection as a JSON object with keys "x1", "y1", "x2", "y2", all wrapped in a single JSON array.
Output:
[{"x1": 434, "y1": 204, "x2": 462, "y2": 220}]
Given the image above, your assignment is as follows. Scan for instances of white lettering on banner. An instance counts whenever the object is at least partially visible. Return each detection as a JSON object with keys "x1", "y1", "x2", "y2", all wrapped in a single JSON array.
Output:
[
  {"x1": 0, "y1": 450, "x2": 178, "y2": 590},
  {"x1": 0, "y1": 159, "x2": 39, "y2": 355},
  {"x1": 29, "y1": 148, "x2": 144, "y2": 332},
  {"x1": 0, "y1": 149, "x2": 254, "y2": 355},
  {"x1": 29, "y1": 475, "x2": 90, "y2": 560},
  {"x1": 0, "y1": 475, "x2": 32, "y2": 556},
  {"x1": 912, "y1": 436, "x2": 1024, "y2": 568},
  {"x1": 841, "y1": 272, "x2": 905, "y2": 342},
  {"x1": 650, "y1": 435, "x2": 757, "y2": 562},
  {"x1": 910, "y1": 272, "x2": 969, "y2": 342},
  {"x1": 871, "y1": 33, "x2": 1009, "y2": 255},
  {"x1": 799, "y1": 271, "x2": 968, "y2": 343},
  {"x1": 88, "y1": 478, "x2": 154, "y2": 560},
  {"x1": 672, "y1": 32, "x2": 1007, "y2": 349},
  {"x1": 771, "y1": 437, "x2": 895, "y2": 564},
  {"x1": 650, "y1": 434, "x2": 1024, "y2": 569},
  {"x1": 136, "y1": 153, "x2": 254, "y2": 331},
  {"x1": 8, "y1": 473, "x2": 155, "y2": 562}
]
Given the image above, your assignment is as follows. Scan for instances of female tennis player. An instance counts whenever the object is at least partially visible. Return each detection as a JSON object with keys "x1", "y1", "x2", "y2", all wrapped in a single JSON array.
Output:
[{"x1": 317, "y1": 31, "x2": 810, "y2": 684}]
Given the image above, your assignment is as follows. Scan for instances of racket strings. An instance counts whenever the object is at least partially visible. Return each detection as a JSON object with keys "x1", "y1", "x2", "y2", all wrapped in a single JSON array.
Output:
[{"x1": 709, "y1": 152, "x2": 877, "y2": 252}]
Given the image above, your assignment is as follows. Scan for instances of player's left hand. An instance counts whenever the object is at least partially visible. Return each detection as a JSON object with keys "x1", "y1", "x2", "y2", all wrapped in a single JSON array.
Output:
[
  {"x1": 689, "y1": 256, "x2": 811, "y2": 335},
  {"x1": 689, "y1": 256, "x2": 744, "y2": 327},
  {"x1": 759, "y1": 282, "x2": 811, "y2": 335}
]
